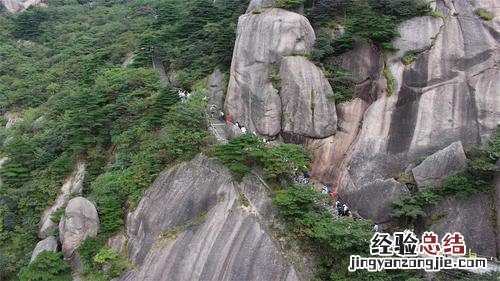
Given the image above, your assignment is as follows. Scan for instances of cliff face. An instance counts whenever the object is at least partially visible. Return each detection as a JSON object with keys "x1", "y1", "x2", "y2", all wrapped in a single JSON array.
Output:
[
  {"x1": 0, "y1": 0, "x2": 42, "y2": 12},
  {"x1": 119, "y1": 155, "x2": 298, "y2": 281},
  {"x1": 226, "y1": 0, "x2": 499, "y2": 257}
]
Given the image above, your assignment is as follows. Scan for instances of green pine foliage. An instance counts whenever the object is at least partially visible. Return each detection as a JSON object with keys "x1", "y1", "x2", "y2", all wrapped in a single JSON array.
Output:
[
  {"x1": 0, "y1": 0, "x2": 217, "y2": 277},
  {"x1": 18, "y1": 251, "x2": 71, "y2": 281}
]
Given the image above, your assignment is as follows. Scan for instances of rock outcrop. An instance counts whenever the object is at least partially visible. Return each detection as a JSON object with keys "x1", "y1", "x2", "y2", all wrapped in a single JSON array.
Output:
[
  {"x1": 341, "y1": 178, "x2": 409, "y2": 223},
  {"x1": 39, "y1": 163, "x2": 86, "y2": 238},
  {"x1": 225, "y1": 8, "x2": 338, "y2": 139},
  {"x1": 30, "y1": 236, "x2": 58, "y2": 263},
  {"x1": 0, "y1": 0, "x2": 42, "y2": 13},
  {"x1": 279, "y1": 56, "x2": 337, "y2": 138},
  {"x1": 412, "y1": 141, "x2": 467, "y2": 188},
  {"x1": 428, "y1": 192, "x2": 497, "y2": 258},
  {"x1": 120, "y1": 155, "x2": 298, "y2": 281},
  {"x1": 59, "y1": 197, "x2": 99, "y2": 258},
  {"x1": 4, "y1": 112, "x2": 21, "y2": 129},
  {"x1": 205, "y1": 68, "x2": 226, "y2": 110}
]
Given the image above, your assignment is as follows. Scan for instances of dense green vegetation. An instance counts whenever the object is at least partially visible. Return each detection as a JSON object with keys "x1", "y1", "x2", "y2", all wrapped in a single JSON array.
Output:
[
  {"x1": 307, "y1": 0, "x2": 431, "y2": 102},
  {"x1": 392, "y1": 130, "x2": 500, "y2": 227},
  {"x1": 273, "y1": 185, "x2": 418, "y2": 280},
  {"x1": 18, "y1": 251, "x2": 71, "y2": 281},
  {"x1": 214, "y1": 134, "x2": 310, "y2": 181},
  {"x1": 0, "y1": 0, "x2": 245, "y2": 279}
]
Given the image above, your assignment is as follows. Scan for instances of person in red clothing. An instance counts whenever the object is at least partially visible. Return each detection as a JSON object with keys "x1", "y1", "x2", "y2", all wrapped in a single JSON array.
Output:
[
  {"x1": 328, "y1": 190, "x2": 337, "y2": 204},
  {"x1": 226, "y1": 114, "x2": 233, "y2": 123}
]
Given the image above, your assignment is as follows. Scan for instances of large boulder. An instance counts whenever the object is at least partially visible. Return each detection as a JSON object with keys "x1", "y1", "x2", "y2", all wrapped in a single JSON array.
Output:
[
  {"x1": 30, "y1": 236, "x2": 58, "y2": 263},
  {"x1": 412, "y1": 141, "x2": 467, "y2": 188},
  {"x1": 225, "y1": 8, "x2": 316, "y2": 137},
  {"x1": 279, "y1": 56, "x2": 337, "y2": 138},
  {"x1": 59, "y1": 197, "x2": 99, "y2": 258},
  {"x1": 120, "y1": 155, "x2": 299, "y2": 281},
  {"x1": 340, "y1": 178, "x2": 409, "y2": 223},
  {"x1": 39, "y1": 163, "x2": 86, "y2": 238},
  {"x1": 205, "y1": 68, "x2": 226, "y2": 110},
  {"x1": 428, "y1": 192, "x2": 497, "y2": 258}
]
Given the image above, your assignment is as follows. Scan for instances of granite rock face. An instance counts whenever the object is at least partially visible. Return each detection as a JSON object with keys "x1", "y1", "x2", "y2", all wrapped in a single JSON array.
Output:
[
  {"x1": 0, "y1": 0, "x2": 43, "y2": 12},
  {"x1": 39, "y1": 163, "x2": 86, "y2": 238},
  {"x1": 246, "y1": 0, "x2": 275, "y2": 13},
  {"x1": 331, "y1": 0, "x2": 499, "y2": 218},
  {"x1": 120, "y1": 155, "x2": 298, "y2": 281},
  {"x1": 59, "y1": 197, "x2": 99, "y2": 258},
  {"x1": 495, "y1": 161, "x2": 500, "y2": 257},
  {"x1": 412, "y1": 141, "x2": 467, "y2": 188},
  {"x1": 341, "y1": 178, "x2": 409, "y2": 223},
  {"x1": 206, "y1": 68, "x2": 226, "y2": 110},
  {"x1": 279, "y1": 56, "x2": 337, "y2": 138},
  {"x1": 225, "y1": 8, "x2": 333, "y2": 138},
  {"x1": 30, "y1": 236, "x2": 58, "y2": 263},
  {"x1": 428, "y1": 192, "x2": 497, "y2": 258}
]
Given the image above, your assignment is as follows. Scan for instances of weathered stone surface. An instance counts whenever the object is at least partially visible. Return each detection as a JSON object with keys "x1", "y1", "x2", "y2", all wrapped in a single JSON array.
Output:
[
  {"x1": 30, "y1": 236, "x2": 58, "y2": 263},
  {"x1": 495, "y1": 161, "x2": 500, "y2": 258},
  {"x1": 280, "y1": 56, "x2": 337, "y2": 138},
  {"x1": 338, "y1": 41, "x2": 384, "y2": 84},
  {"x1": 307, "y1": 97, "x2": 369, "y2": 188},
  {"x1": 428, "y1": 192, "x2": 497, "y2": 258},
  {"x1": 59, "y1": 197, "x2": 99, "y2": 258},
  {"x1": 331, "y1": 0, "x2": 499, "y2": 232},
  {"x1": 107, "y1": 233, "x2": 127, "y2": 253},
  {"x1": 412, "y1": 141, "x2": 467, "y2": 188},
  {"x1": 225, "y1": 8, "x2": 316, "y2": 137},
  {"x1": 341, "y1": 178, "x2": 409, "y2": 223},
  {"x1": 39, "y1": 163, "x2": 86, "y2": 238},
  {"x1": 246, "y1": 0, "x2": 275, "y2": 13},
  {"x1": 224, "y1": 122, "x2": 243, "y2": 140},
  {"x1": 206, "y1": 68, "x2": 225, "y2": 110},
  {"x1": 0, "y1": 0, "x2": 42, "y2": 12},
  {"x1": 0, "y1": 157, "x2": 7, "y2": 188},
  {"x1": 121, "y1": 155, "x2": 298, "y2": 281}
]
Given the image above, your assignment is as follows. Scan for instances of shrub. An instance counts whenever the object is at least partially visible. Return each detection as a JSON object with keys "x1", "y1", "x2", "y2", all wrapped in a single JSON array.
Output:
[
  {"x1": 391, "y1": 188, "x2": 441, "y2": 226},
  {"x1": 384, "y1": 67, "x2": 394, "y2": 96},
  {"x1": 50, "y1": 207, "x2": 65, "y2": 223},
  {"x1": 215, "y1": 134, "x2": 264, "y2": 181},
  {"x1": 475, "y1": 8, "x2": 494, "y2": 21},
  {"x1": 276, "y1": 0, "x2": 305, "y2": 9},
  {"x1": 93, "y1": 247, "x2": 128, "y2": 278},
  {"x1": 370, "y1": 0, "x2": 431, "y2": 20},
  {"x1": 263, "y1": 144, "x2": 310, "y2": 180},
  {"x1": 348, "y1": 9, "x2": 399, "y2": 46},
  {"x1": 401, "y1": 50, "x2": 420, "y2": 65},
  {"x1": 18, "y1": 251, "x2": 71, "y2": 281}
]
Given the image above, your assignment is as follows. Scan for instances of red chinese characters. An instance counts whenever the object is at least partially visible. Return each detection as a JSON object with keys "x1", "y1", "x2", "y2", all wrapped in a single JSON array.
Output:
[
  {"x1": 419, "y1": 231, "x2": 442, "y2": 256},
  {"x1": 441, "y1": 232, "x2": 466, "y2": 256}
]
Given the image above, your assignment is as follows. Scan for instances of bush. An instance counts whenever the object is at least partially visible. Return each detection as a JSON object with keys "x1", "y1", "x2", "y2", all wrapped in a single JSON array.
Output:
[
  {"x1": 384, "y1": 67, "x2": 394, "y2": 96},
  {"x1": 18, "y1": 251, "x2": 71, "y2": 281},
  {"x1": 475, "y1": 8, "x2": 494, "y2": 21},
  {"x1": 348, "y1": 9, "x2": 399, "y2": 46},
  {"x1": 93, "y1": 247, "x2": 129, "y2": 278},
  {"x1": 215, "y1": 134, "x2": 264, "y2": 181},
  {"x1": 391, "y1": 188, "x2": 441, "y2": 225},
  {"x1": 370, "y1": 0, "x2": 431, "y2": 20},
  {"x1": 276, "y1": 0, "x2": 305, "y2": 9},
  {"x1": 263, "y1": 144, "x2": 310, "y2": 180},
  {"x1": 401, "y1": 50, "x2": 420, "y2": 65}
]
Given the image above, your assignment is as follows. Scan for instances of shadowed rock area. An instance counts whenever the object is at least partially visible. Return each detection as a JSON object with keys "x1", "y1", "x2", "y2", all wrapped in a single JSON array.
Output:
[
  {"x1": 120, "y1": 155, "x2": 298, "y2": 281},
  {"x1": 428, "y1": 192, "x2": 497, "y2": 257},
  {"x1": 412, "y1": 141, "x2": 467, "y2": 188}
]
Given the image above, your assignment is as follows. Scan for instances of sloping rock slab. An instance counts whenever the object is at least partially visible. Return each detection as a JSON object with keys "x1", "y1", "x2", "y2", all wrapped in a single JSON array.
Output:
[
  {"x1": 30, "y1": 236, "x2": 58, "y2": 263},
  {"x1": 412, "y1": 141, "x2": 467, "y2": 188},
  {"x1": 428, "y1": 192, "x2": 497, "y2": 258},
  {"x1": 120, "y1": 155, "x2": 297, "y2": 281}
]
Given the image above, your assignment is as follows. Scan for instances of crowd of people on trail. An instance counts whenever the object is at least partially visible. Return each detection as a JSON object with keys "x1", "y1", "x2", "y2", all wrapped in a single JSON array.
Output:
[{"x1": 206, "y1": 102, "x2": 268, "y2": 138}]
